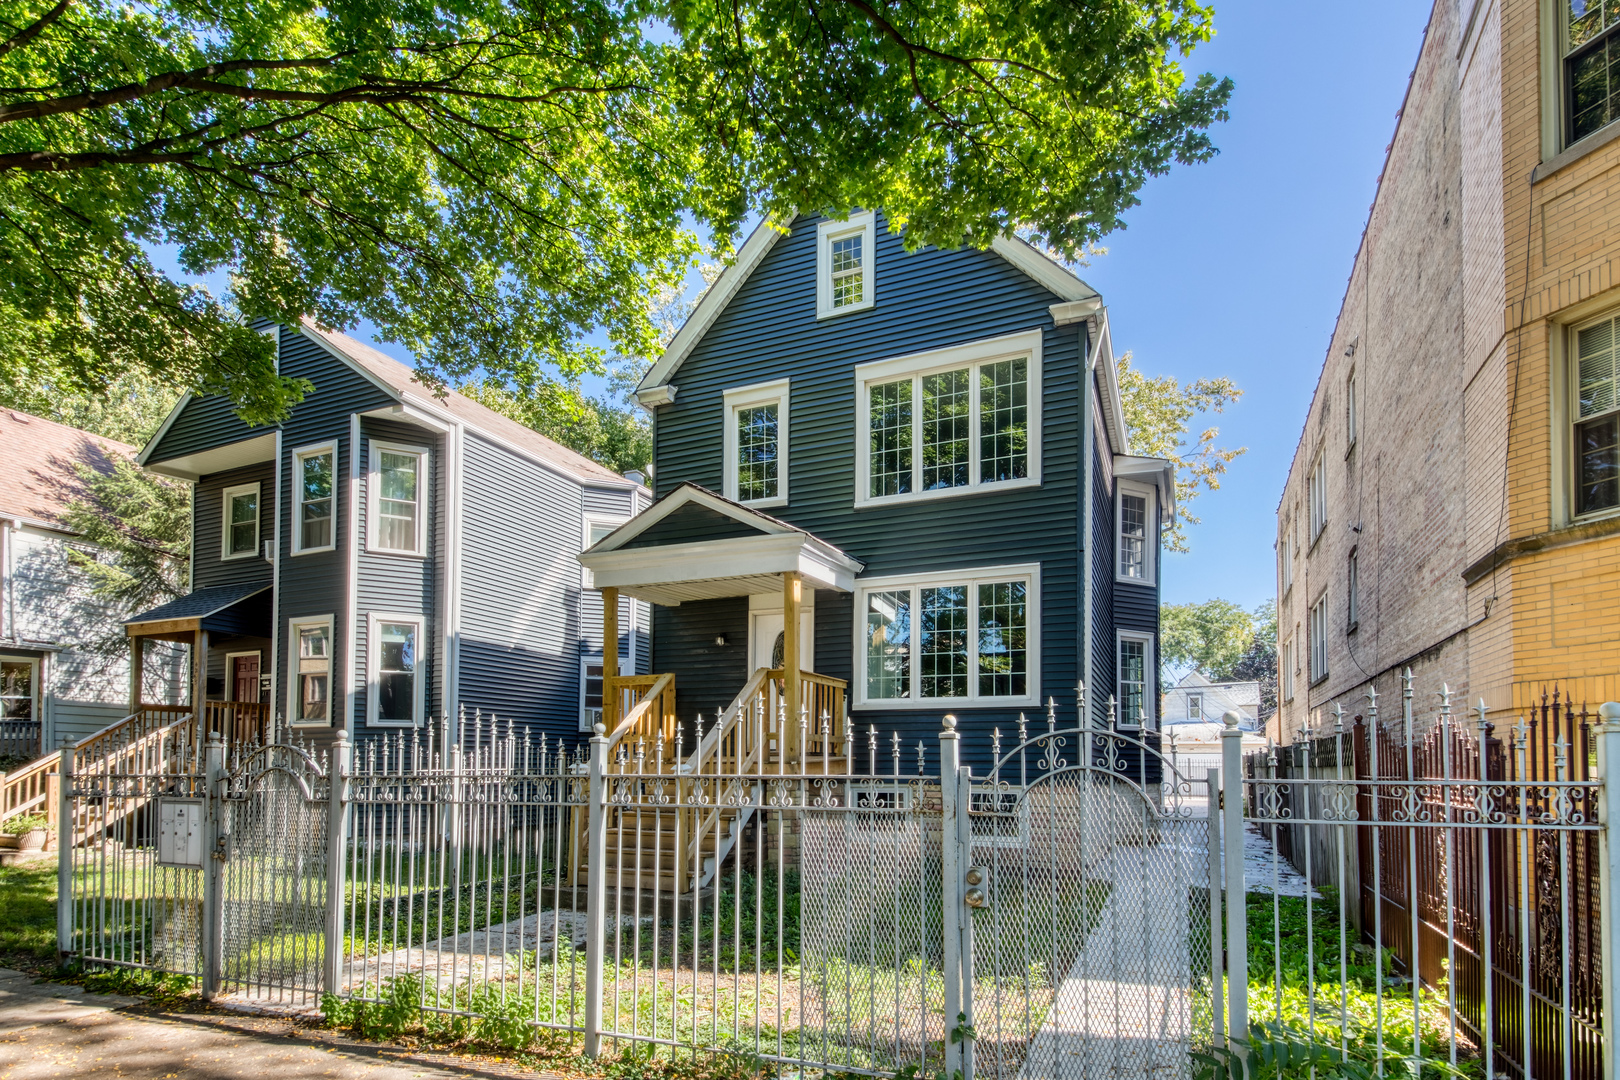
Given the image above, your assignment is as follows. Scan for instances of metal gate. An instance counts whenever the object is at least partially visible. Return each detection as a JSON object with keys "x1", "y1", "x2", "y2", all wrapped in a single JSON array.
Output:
[
  {"x1": 941, "y1": 715, "x2": 1217, "y2": 1080},
  {"x1": 216, "y1": 740, "x2": 332, "y2": 1006}
]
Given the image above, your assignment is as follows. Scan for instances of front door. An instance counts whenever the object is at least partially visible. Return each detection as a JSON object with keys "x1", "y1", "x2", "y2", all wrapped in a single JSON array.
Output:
[
  {"x1": 749, "y1": 610, "x2": 815, "y2": 673},
  {"x1": 232, "y1": 653, "x2": 261, "y2": 703}
]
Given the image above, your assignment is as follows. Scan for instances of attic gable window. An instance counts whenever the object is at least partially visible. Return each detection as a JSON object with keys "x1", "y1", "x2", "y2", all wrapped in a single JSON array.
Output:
[
  {"x1": 817, "y1": 212, "x2": 876, "y2": 318},
  {"x1": 722, "y1": 379, "x2": 789, "y2": 508},
  {"x1": 855, "y1": 330, "x2": 1042, "y2": 508},
  {"x1": 222, "y1": 482, "x2": 260, "y2": 560}
]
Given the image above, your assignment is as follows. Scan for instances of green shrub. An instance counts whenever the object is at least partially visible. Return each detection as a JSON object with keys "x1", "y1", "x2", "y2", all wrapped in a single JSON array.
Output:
[{"x1": 2, "y1": 813, "x2": 50, "y2": 836}]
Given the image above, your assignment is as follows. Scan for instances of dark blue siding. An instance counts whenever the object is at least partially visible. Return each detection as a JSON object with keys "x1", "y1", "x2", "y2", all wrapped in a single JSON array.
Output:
[
  {"x1": 149, "y1": 396, "x2": 273, "y2": 462},
  {"x1": 624, "y1": 503, "x2": 761, "y2": 548},
  {"x1": 193, "y1": 462, "x2": 274, "y2": 590},
  {"x1": 1090, "y1": 438, "x2": 1115, "y2": 727},
  {"x1": 651, "y1": 597, "x2": 748, "y2": 727},
  {"x1": 353, "y1": 418, "x2": 441, "y2": 729},
  {"x1": 272, "y1": 325, "x2": 393, "y2": 742},
  {"x1": 649, "y1": 213, "x2": 1089, "y2": 775}
]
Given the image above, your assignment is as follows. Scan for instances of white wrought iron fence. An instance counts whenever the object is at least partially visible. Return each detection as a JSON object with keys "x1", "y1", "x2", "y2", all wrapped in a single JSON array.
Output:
[{"x1": 54, "y1": 688, "x2": 1620, "y2": 1080}]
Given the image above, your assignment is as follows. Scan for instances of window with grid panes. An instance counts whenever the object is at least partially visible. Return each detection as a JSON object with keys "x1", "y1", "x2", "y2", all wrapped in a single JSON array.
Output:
[
  {"x1": 1119, "y1": 492, "x2": 1148, "y2": 579},
  {"x1": 1117, "y1": 634, "x2": 1150, "y2": 726},
  {"x1": 831, "y1": 233, "x2": 864, "y2": 308},
  {"x1": 856, "y1": 568, "x2": 1035, "y2": 705},
  {"x1": 1575, "y1": 313, "x2": 1620, "y2": 514},
  {"x1": 865, "y1": 355, "x2": 1030, "y2": 503},
  {"x1": 1568, "y1": 0, "x2": 1620, "y2": 142},
  {"x1": 736, "y1": 403, "x2": 779, "y2": 501}
]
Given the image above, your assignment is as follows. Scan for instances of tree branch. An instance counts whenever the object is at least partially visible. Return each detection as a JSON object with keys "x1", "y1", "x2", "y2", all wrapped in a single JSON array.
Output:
[
  {"x1": 0, "y1": 0, "x2": 71, "y2": 60},
  {"x1": 0, "y1": 56, "x2": 344, "y2": 124}
]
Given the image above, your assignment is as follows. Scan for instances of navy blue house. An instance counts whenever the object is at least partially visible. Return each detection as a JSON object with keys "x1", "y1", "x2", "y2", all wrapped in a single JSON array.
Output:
[
  {"x1": 580, "y1": 212, "x2": 1173, "y2": 774},
  {"x1": 124, "y1": 320, "x2": 649, "y2": 747}
]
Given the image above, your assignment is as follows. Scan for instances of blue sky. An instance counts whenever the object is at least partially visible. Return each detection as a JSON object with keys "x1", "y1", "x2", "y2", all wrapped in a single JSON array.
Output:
[
  {"x1": 168, "y1": 0, "x2": 1433, "y2": 616},
  {"x1": 1080, "y1": 0, "x2": 1434, "y2": 613}
]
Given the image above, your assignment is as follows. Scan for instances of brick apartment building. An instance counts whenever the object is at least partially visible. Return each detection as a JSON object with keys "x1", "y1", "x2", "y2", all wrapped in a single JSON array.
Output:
[{"x1": 1273, "y1": 0, "x2": 1620, "y2": 739}]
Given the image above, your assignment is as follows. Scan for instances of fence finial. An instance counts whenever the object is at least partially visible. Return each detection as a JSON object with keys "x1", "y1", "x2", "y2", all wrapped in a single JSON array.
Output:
[
  {"x1": 1367, "y1": 684, "x2": 1379, "y2": 726},
  {"x1": 1331, "y1": 701, "x2": 1345, "y2": 734}
]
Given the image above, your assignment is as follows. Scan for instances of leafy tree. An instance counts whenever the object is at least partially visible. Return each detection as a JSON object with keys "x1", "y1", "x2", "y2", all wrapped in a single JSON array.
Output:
[
  {"x1": 0, "y1": 363, "x2": 180, "y2": 446},
  {"x1": 57, "y1": 458, "x2": 190, "y2": 654},
  {"x1": 1228, "y1": 600, "x2": 1278, "y2": 720},
  {"x1": 1161, "y1": 598, "x2": 1253, "y2": 683},
  {"x1": 1117, "y1": 354, "x2": 1244, "y2": 552},
  {"x1": 0, "y1": 0, "x2": 1232, "y2": 424}
]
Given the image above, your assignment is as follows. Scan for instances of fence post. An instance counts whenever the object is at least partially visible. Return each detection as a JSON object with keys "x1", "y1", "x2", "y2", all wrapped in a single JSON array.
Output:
[
  {"x1": 940, "y1": 716, "x2": 964, "y2": 1080},
  {"x1": 583, "y1": 722, "x2": 608, "y2": 1058},
  {"x1": 201, "y1": 733, "x2": 225, "y2": 1001},
  {"x1": 1206, "y1": 764, "x2": 1224, "y2": 1044},
  {"x1": 1597, "y1": 702, "x2": 1620, "y2": 1078},
  {"x1": 323, "y1": 730, "x2": 350, "y2": 999},
  {"x1": 55, "y1": 736, "x2": 73, "y2": 961},
  {"x1": 1220, "y1": 711, "x2": 1248, "y2": 1057}
]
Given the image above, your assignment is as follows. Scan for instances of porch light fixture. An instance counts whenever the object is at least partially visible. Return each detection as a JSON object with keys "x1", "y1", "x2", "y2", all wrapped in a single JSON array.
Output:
[{"x1": 714, "y1": 635, "x2": 728, "y2": 647}]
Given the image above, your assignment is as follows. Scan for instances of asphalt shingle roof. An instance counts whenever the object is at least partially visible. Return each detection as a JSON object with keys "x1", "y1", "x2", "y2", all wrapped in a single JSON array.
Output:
[{"x1": 126, "y1": 582, "x2": 269, "y2": 625}]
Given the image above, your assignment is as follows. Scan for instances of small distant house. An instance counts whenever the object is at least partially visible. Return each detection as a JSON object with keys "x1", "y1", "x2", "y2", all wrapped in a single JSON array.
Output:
[
  {"x1": 127, "y1": 320, "x2": 648, "y2": 746},
  {"x1": 0, "y1": 410, "x2": 173, "y2": 758},
  {"x1": 1160, "y1": 670, "x2": 1260, "y2": 730}
]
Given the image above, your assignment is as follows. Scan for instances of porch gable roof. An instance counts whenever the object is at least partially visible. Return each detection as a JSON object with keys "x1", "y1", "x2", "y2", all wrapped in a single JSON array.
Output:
[
  {"x1": 125, "y1": 582, "x2": 271, "y2": 638},
  {"x1": 578, "y1": 483, "x2": 864, "y2": 605}
]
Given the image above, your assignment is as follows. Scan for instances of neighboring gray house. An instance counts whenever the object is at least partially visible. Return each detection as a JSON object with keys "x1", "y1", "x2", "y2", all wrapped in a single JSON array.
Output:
[
  {"x1": 127, "y1": 319, "x2": 648, "y2": 746},
  {"x1": 1160, "y1": 670, "x2": 1260, "y2": 729},
  {"x1": 0, "y1": 409, "x2": 180, "y2": 755}
]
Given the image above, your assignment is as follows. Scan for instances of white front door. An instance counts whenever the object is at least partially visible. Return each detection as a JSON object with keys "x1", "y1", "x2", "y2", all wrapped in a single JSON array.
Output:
[{"x1": 749, "y1": 610, "x2": 815, "y2": 674}]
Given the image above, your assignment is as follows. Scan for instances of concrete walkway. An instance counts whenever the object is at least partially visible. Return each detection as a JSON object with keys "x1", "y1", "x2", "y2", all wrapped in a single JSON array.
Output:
[{"x1": 0, "y1": 969, "x2": 548, "y2": 1079}]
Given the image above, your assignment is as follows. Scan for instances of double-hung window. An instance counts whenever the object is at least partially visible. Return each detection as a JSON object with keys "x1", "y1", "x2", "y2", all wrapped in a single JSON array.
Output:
[
  {"x1": 1573, "y1": 313, "x2": 1620, "y2": 516},
  {"x1": 856, "y1": 564, "x2": 1039, "y2": 708},
  {"x1": 817, "y1": 211, "x2": 875, "y2": 318},
  {"x1": 1279, "y1": 516, "x2": 1294, "y2": 595},
  {"x1": 222, "y1": 482, "x2": 260, "y2": 559},
  {"x1": 1116, "y1": 632, "x2": 1154, "y2": 728},
  {"x1": 581, "y1": 515, "x2": 627, "y2": 588},
  {"x1": 1345, "y1": 368, "x2": 1358, "y2": 451},
  {"x1": 1282, "y1": 638, "x2": 1296, "y2": 702},
  {"x1": 1346, "y1": 547, "x2": 1360, "y2": 631},
  {"x1": 369, "y1": 441, "x2": 428, "y2": 554},
  {"x1": 855, "y1": 331, "x2": 1042, "y2": 507},
  {"x1": 722, "y1": 380, "x2": 789, "y2": 507},
  {"x1": 292, "y1": 443, "x2": 336, "y2": 554},
  {"x1": 1567, "y1": 0, "x2": 1620, "y2": 143},
  {"x1": 369, "y1": 613, "x2": 423, "y2": 726},
  {"x1": 1308, "y1": 453, "x2": 1327, "y2": 545},
  {"x1": 289, "y1": 617, "x2": 332, "y2": 726},
  {"x1": 1117, "y1": 481, "x2": 1155, "y2": 583},
  {"x1": 1309, "y1": 594, "x2": 1329, "y2": 685}
]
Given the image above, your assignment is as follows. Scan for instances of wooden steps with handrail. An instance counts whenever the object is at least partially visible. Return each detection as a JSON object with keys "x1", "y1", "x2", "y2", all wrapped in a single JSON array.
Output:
[{"x1": 573, "y1": 666, "x2": 848, "y2": 894}]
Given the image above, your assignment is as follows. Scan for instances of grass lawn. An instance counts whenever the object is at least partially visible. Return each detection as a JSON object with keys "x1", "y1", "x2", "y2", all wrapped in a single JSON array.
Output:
[{"x1": 0, "y1": 861, "x2": 57, "y2": 975}]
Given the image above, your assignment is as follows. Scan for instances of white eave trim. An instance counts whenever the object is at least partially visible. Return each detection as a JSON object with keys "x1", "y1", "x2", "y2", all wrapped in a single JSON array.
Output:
[
  {"x1": 1114, "y1": 454, "x2": 1177, "y2": 524},
  {"x1": 580, "y1": 532, "x2": 863, "y2": 596},
  {"x1": 1050, "y1": 298, "x2": 1103, "y2": 326},
  {"x1": 990, "y1": 235, "x2": 1100, "y2": 303},
  {"x1": 635, "y1": 385, "x2": 677, "y2": 408},
  {"x1": 137, "y1": 391, "x2": 194, "y2": 467},
  {"x1": 638, "y1": 217, "x2": 790, "y2": 397},
  {"x1": 1089, "y1": 308, "x2": 1131, "y2": 456},
  {"x1": 585, "y1": 483, "x2": 799, "y2": 553}
]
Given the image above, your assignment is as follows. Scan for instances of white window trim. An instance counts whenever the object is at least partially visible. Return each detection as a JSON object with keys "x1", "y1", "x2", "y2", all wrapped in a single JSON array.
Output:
[
  {"x1": 290, "y1": 440, "x2": 338, "y2": 556},
  {"x1": 221, "y1": 482, "x2": 261, "y2": 561},
  {"x1": 581, "y1": 514, "x2": 630, "y2": 588},
  {"x1": 367, "y1": 439, "x2": 430, "y2": 556},
  {"x1": 287, "y1": 615, "x2": 334, "y2": 728},
  {"x1": 1115, "y1": 630, "x2": 1155, "y2": 729},
  {"x1": 722, "y1": 379, "x2": 790, "y2": 509},
  {"x1": 1115, "y1": 479, "x2": 1157, "y2": 586},
  {"x1": 1186, "y1": 693, "x2": 1203, "y2": 721},
  {"x1": 816, "y1": 211, "x2": 876, "y2": 319},
  {"x1": 853, "y1": 330, "x2": 1044, "y2": 509},
  {"x1": 580, "y1": 654, "x2": 603, "y2": 733},
  {"x1": 851, "y1": 562, "x2": 1041, "y2": 710},
  {"x1": 367, "y1": 611, "x2": 425, "y2": 728}
]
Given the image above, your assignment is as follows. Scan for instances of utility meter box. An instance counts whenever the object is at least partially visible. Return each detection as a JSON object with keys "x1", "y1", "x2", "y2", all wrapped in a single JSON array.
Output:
[{"x1": 156, "y1": 798, "x2": 204, "y2": 869}]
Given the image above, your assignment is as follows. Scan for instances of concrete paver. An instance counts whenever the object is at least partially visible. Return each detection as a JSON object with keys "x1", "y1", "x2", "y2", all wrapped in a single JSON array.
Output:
[{"x1": 0, "y1": 968, "x2": 546, "y2": 1079}]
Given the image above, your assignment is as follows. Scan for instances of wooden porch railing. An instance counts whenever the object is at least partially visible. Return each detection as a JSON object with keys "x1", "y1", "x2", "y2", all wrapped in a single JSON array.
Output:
[
  {"x1": 201, "y1": 700, "x2": 272, "y2": 746},
  {"x1": 0, "y1": 721, "x2": 41, "y2": 763},
  {"x1": 603, "y1": 674, "x2": 678, "y2": 759}
]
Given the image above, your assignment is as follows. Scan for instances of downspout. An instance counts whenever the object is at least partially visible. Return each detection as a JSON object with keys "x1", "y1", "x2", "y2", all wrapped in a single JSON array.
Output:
[{"x1": 1078, "y1": 324, "x2": 1094, "y2": 728}]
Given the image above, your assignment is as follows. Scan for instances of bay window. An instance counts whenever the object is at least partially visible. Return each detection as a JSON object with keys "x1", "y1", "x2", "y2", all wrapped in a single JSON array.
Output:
[
  {"x1": 369, "y1": 613, "x2": 423, "y2": 726},
  {"x1": 292, "y1": 443, "x2": 336, "y2": 553},
  {"x1": 855, "y1": 330, "x2": 1042, "y2": 507},
  {"x1": 289, "y1": 617, "x2": 332, "y2": 726},
  {"x1": 856, "y1": 564, "x2": 1038, "y2": 707},
  {"x1": 369, "y1": 440, "x2": 428, "y2": 554}
]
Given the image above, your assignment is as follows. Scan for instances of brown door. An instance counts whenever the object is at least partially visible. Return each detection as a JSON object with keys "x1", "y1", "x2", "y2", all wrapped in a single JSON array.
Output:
[{"x1": 232, "y1": 654, "x2": 260, "y2": 703}]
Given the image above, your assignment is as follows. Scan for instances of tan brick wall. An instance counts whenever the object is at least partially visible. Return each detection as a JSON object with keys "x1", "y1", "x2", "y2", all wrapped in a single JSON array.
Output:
[{"x1": 1274, "y1": 0, "x2": 1620, "y2": 740}]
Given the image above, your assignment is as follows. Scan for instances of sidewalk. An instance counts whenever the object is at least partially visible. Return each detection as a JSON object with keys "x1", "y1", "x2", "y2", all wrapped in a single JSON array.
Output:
[{"x1": 0, "y1": 968, "x2": 551, "y2": 1079}]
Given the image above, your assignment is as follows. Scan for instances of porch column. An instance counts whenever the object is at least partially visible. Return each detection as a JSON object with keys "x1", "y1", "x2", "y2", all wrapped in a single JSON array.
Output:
[
  {"x1": 782, "y1": 572, "x2": 801, "y2": 763},
  {"x1": 128, "y1": 633, "x2": 144, "y2": 715},
  {"x1": 601, "y1": 587, "x2": 619, "y2": 730},
  {"x1": 193, "y1": 629, "x2": 209, "y2": 723}
]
